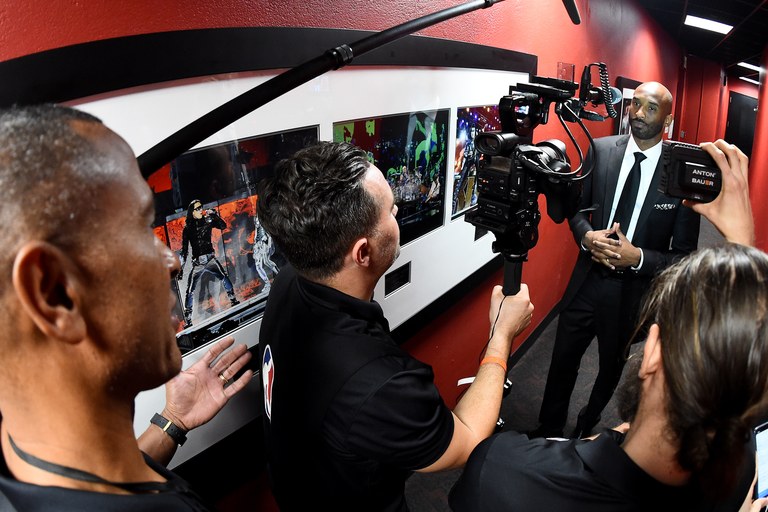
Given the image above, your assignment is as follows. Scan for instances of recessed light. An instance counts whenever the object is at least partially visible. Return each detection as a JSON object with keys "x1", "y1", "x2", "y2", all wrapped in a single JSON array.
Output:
[
  {"x1": 738, "y1": 62, "x2": 762, "y2": 73},
  {"x1": 739, "y1": 77, "x2": 760, "y2": 85},
  {"x1": 684, "y1": 14, "x2": 733, "y2": 34}
]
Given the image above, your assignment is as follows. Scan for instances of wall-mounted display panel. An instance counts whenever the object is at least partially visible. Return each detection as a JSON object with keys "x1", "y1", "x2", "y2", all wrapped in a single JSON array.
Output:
[
  {"x1": 452, "y1": 105, "x2": 501, "y2": 217},
  {"x1": 334, "y1": 109, "x2": 449, "y2": 246},
  {"x1": 615, "y1": 76, "x2": 642, "y2": 135},
  {"x1": 152, "y1": 127, "x2": 315, "y2": 349},
  {"x1": 82, "y1": 66, "x2": 530, "y2": 467}
]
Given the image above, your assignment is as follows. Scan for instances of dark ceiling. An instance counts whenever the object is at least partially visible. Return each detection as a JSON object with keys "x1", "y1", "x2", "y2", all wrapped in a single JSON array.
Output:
[{"x1": 635, "y1": 0, "x2": 767, "y2": 80}]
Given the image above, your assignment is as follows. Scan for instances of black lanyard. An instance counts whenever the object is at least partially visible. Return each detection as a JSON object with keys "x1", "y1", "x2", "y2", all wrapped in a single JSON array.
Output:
[{"x1": 8, "y1": 435, "x2": 171, "y2": 494}]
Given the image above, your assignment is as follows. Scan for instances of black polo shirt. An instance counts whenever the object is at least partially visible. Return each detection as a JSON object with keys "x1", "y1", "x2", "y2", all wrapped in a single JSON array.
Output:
[
  {"x1": 259, "y1": 265, "x2": 454, "y2": 511},
  {"x1": 449, "y1": 430, "x2": 751, "y2": 512}
]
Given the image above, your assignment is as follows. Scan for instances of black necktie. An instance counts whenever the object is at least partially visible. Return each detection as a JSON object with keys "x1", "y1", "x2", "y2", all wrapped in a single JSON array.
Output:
[{"x1": 611, "y1": 152, "x2": 646, "y2": 231}]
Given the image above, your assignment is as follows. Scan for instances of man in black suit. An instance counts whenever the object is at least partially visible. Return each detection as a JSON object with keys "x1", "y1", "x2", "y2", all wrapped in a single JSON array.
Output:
[{"x1": 530, "y1": 81, "x2": 701, "y2": 439}]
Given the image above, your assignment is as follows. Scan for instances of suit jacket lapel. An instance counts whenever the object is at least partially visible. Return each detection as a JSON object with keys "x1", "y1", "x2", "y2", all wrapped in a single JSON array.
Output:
[
  {"x1": 598, "y1": 136, "x2": 630, "y2": 229},
  {"x1": 635, "y1": 157, "x2": 664, "y2": 237}
]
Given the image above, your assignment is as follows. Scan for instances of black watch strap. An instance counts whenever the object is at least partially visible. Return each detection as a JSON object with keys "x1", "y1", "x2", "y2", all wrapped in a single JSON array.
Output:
[{"x1": 150, "y1": 413, "x2": 188, "y2": 446}]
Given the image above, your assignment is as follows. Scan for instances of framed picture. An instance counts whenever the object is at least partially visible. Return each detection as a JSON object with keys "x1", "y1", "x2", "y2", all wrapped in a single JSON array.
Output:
[
  {"x1": 615, "y1": 76, "x2": 642, "y2": 135},
  {"x1": 151, "y1": 126, "x2": 318, "y2": 350},
  {"x1": 452, "y1": 104, "x2": 501, "y2": 217},
  {"x1": 334, "y1": 110, "x2": 449, "y2": 246}
]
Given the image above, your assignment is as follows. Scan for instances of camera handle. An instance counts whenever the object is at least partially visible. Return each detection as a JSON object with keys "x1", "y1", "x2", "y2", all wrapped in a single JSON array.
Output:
[
  {"x1": 502, "y1": 255, "x2": 526, "y2": 295},
  {"x1": 494, "y1": 254, "x2": 524, "y2": 431}
]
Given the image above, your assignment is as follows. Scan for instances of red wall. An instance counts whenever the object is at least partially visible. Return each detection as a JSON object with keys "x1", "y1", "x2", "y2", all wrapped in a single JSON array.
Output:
[
  {"x1": 729, "y1": 80, "x2": 760, "y2": 99},
  {"x1": 709, "y1": 48, "x2": 767, "y2": 251},
  {"x1": 0, "y1": 0, "x2": 687, "y2": 405},
  {"x1": 750, "y1": 48, "x2": 768, "y2": 250},
  {"x1": 676, "y1": 55, "x2": 723, "y2": 144}
]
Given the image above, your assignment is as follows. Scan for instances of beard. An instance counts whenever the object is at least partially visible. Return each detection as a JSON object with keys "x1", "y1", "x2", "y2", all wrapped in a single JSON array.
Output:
[
  {"x1": 376, "y1": 230, "x2": 400, "y2": 272},
  {"x1": 630, "y1": 117, "x2": 664, "y2": 141},
  {"x1": 616, "y1": 352, "x2": 643, "y2": 423},
  {"x1": 389, "y1": 241, "x2": 401, "y2": 269}
]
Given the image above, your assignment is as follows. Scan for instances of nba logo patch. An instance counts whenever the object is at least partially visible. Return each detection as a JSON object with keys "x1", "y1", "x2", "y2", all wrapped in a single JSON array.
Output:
[{"x1": 262, "y1": 345, "x2": 275, "y2": 421}]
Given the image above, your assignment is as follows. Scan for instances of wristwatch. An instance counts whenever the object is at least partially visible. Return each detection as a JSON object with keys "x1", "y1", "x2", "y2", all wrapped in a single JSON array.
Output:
[{"x1": 150, "y1": 413, "x2": 188, "y2": 446}]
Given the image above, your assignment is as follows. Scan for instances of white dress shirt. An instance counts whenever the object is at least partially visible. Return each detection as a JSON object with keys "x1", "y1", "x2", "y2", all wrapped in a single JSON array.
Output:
[{"x1": 605, "y1": 136, "x2": 663, "y2": 241}]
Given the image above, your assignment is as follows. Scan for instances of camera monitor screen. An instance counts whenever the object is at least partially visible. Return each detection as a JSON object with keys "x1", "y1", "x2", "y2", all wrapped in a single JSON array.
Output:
[
  {"x1": 333, "y1": 109, "x2": 449, "y2": 246},
  {"x1": 150, "y1": 126, "x2": 318, "y2": 353},
  {"x1": 453, "y1": 105, "x2": 501, "y2": 217}
]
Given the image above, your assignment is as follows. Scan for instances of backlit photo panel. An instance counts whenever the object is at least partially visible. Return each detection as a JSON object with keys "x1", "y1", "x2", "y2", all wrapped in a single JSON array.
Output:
[
  {"x1": 333, "y1": 109, "x2": 449, "y2": 245},
  {"x1": 152, "y1": 126, "x2": 317, "y2": 341},
  {"x1": 452, "y1": 105, "x2": 500, "y2": 217}
]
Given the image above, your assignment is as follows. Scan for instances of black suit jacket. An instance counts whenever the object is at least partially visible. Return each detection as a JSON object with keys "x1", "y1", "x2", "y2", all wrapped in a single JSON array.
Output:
[{"x1": 561, "y1": 135, "x2": 700, "y2": 318}]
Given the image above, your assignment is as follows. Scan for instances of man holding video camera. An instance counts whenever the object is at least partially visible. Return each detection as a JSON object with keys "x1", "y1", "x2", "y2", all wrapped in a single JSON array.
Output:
[
  {"x1": 255, "y1": 141, "x2": 533, "y2": 511},
  {"x1": 530, "y1": 81, "x2": 701, "y2": 439}
]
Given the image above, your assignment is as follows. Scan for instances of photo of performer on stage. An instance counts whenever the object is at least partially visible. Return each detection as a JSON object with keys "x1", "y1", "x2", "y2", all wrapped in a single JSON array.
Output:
[
  {"x1": 177, "y1": 199, "x2": 240, "y2": 327},
  {"x1": 452, "y1": 105, "x2": 500, "y2": 217}
]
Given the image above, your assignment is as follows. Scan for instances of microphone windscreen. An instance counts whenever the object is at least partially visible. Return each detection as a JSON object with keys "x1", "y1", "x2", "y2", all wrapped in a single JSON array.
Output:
[{"x1": 608, "y1": 86, "x2": 622, "y2": 105}]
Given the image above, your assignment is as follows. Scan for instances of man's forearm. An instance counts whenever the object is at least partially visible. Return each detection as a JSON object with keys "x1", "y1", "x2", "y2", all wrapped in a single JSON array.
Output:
[
  {"x1": 452, "y1": 334, "x2": 511, "y2": 441},
  {"x1": 452, "y1": 361, "x2": 507, "y2": 442}
]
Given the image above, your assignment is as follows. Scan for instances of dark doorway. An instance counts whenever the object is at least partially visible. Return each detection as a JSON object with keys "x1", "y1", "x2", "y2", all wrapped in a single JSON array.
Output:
[{"x1": 724, "y1": 91, "x2": 758, "y2": 158}]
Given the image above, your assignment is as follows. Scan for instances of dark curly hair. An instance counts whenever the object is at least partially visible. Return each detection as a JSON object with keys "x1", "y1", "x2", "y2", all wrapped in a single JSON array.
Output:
[{"x1": 256, "y1": 141, "x2": 378, "y2": 281}]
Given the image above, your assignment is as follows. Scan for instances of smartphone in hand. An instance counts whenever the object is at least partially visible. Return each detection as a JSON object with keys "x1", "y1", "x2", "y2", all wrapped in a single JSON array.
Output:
[{"x1": 754, "y1": 421, "x2": 768, "y2": 502}]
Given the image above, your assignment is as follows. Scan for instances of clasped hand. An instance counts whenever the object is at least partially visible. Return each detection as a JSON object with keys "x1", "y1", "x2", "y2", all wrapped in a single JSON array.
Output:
[{"x1": 583, "y1": 223, "x2": 639, "y2": 270}]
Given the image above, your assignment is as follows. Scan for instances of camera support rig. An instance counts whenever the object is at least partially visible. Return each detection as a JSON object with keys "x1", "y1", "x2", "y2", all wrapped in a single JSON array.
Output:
[{"x1": 466, "y1": 66, "x2": 619, "y2": 295}]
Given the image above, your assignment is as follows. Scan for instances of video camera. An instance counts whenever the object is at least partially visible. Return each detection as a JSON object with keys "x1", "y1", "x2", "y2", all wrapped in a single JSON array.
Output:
[{"x1": 465, "y1": 63, "x2": 619, "y2": 293}]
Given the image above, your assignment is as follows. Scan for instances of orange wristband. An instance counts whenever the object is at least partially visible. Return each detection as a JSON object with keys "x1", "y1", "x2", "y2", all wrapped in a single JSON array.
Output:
[{"x1": 480, "y1": 356, "x2": 507, "y2": 373}]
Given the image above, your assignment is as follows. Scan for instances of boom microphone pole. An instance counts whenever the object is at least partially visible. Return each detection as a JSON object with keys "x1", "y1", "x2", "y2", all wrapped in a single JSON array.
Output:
[
  {"x1": 137, "y1": 0, "x2": 506, "y2": 177},
  {"x1": 561, "y1": 0, "x2": 581, "y2": 25}
]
